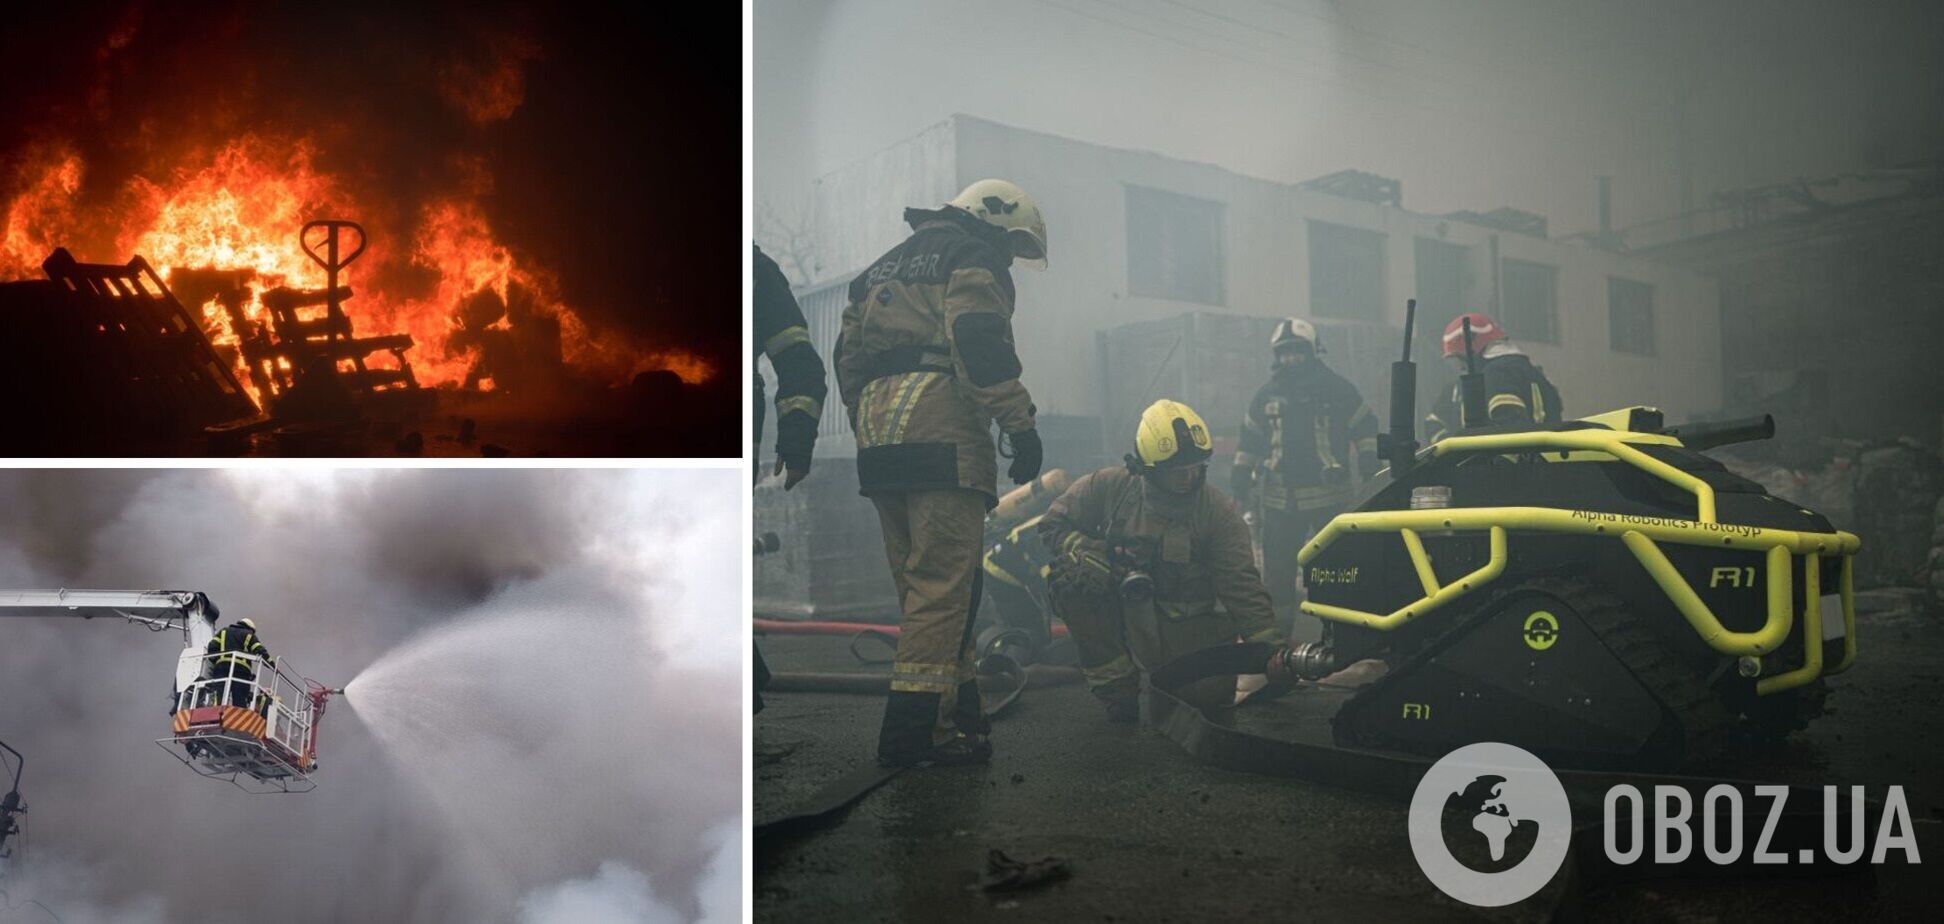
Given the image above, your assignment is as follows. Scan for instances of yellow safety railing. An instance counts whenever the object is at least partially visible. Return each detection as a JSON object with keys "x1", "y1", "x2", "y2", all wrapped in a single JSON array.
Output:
[
  {"x1": 1428, "y1": 429, "x2": 1712, "y2": 521},
  {"x1": 1621, "y1": 536, "x2": 1795, "y2": 655},
  {"x1": 1296, "y1": 505, "x2": 1860, "y2": 695},
  {"x1": 1302, "y1": 526, "x2": 1506, "y2": 630}
]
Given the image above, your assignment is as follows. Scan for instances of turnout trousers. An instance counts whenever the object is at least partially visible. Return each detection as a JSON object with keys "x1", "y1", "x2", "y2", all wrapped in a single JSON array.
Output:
[
  {"x1": 871, "y1": 488, "x2": 989, "y2": 761},
  {"x1": 1050, "y1": 585, "x2": 1239, "y2": 714}
]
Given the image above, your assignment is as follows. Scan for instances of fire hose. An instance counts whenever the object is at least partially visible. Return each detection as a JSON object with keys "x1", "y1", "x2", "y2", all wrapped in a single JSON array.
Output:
[
  {"x1": 756, "y1": 617, "x2": 1071, "y2": 667},
  {"x1": 763, "y1": 664, "x2": 1082, "y2": 698},
  {"x1": 753, "y1": 626, "x2": 1078, "y2": 843},
  {"x1": 1145, "y1": 641, "x2": 1882, "y2": 894},
  {"x1": 753, "y1": 618, "x2": 1071, "y2": 639}
]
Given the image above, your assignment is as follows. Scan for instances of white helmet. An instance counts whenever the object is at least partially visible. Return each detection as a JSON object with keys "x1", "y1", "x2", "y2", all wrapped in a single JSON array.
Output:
[
  {"x1": 239, "y1": 617, "x2": 257, "y2": 631},
  {"x1": 1270, "y1": 317, "x2": 1321, "y2": 353},
  {"x1": 947, "y1": 179, "x2": 1047, "y2": 269}
]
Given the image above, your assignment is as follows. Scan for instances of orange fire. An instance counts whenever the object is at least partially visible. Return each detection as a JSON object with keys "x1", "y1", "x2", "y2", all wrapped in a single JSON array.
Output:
[
  {"x1": 0, "y1": 133, "x2": 710, "y2": 406},
  {"x1": 1, "y1": 144, "x2": 85, "y2": 278}
]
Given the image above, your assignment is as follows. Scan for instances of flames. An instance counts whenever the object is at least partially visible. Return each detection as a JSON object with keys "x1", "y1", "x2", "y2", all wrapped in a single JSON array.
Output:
[
  {"x1": 0, "y1": 133, "x2": 710, "y2": 405},
  {"x1": 2, "y1": 145, "x2": 85, "y2": 274}
]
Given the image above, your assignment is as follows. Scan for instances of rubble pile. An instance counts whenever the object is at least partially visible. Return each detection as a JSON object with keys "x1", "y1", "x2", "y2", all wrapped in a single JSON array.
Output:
[{"x1": 1725, "y1": 437, "x2": 1941, "y2": 615}]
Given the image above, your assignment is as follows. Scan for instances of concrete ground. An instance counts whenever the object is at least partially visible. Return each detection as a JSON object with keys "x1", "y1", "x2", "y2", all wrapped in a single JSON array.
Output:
[{"x1": 754, "y1": 610, "x2": 1944, "y2": 923}]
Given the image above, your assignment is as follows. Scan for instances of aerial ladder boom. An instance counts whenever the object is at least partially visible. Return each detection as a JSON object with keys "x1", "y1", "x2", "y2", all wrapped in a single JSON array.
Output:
[
  {"x1": 0, "y1": 589, "x2": 341, "y2": 793},
  {"x1": 0, "y1": 589, "x2": 221, "y2": 694}
]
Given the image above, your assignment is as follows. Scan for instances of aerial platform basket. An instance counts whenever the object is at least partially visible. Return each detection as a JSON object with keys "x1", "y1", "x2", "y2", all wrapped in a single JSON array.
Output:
[
  {"x1": 159, "y1": 652, "x2": 337, "y2": 794},
  {"x1": 1, "y1": 589, "x2": 344, "y2": 792}
]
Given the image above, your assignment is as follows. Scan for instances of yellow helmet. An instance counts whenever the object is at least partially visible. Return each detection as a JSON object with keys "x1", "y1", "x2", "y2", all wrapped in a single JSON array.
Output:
[
  {"x1": 1134, "y1": 399, "x2": 1213, "y2": 468},
  {"x1": 947, "y1": 179, "x2": 1047, "y2": 268}
]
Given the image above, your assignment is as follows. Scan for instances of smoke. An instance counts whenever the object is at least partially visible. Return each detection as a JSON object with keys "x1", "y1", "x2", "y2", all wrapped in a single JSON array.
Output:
[
  {"x1": 757, "y1": 0, "x2": 1944, "y2": 236},
  {"x1": 517, "y1": 863, "x2": 674, "y2": 924},
  {"x1": 513, "y1": 825, "x2": 738, "y2": 924},
  {"x1": 0, "y1": 852, "x2": 168, "y2": 924},
  {"x1": 0, "y1": 469, "x2": 741, "y2": 923},
  {"x1": 0, "y1": 471, "x2": 160, "y2": 576}
]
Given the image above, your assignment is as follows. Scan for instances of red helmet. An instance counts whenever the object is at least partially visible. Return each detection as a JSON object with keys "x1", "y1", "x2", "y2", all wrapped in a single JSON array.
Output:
[{"x1": 1441, "y1": 312, "x2": 1507, "y2": 358}]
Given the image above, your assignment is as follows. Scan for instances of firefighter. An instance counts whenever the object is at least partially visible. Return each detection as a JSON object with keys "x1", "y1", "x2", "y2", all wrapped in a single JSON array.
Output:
[
  {"x1": 753, "y1": 243, "x2": 828, "y2": 490},
  {"x1": 206, "y1": 617, "x2": 271, "y2": 710},
  {"x1": 833, "y1": 178, "x2": 1047, "y2": 767},
  {"x1": 979, "y1": 470, "x2": 1072, "y2": 654},
  {"x1": 1423, "y1": 311, "x2": 1563, "y2": 442},
  {"x1": 1041, "y1": 400, "x2": 1281, "y2": 722},
  {"x1": 1231, "y1": 319, "x2": 1378, "y2": 615},
  {"x1": 753, "y1": 244, "x2": 828, "y2": 714}
]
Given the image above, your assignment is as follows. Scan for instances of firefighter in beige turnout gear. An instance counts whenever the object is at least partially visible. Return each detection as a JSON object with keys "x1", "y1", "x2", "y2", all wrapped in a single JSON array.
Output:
[
  {"x1": 834, "y1": 179, "x2": 1047, "y2": 767},
  {"x1": 1041, "y1": 400, "x2": 1281, "y2": 722}
]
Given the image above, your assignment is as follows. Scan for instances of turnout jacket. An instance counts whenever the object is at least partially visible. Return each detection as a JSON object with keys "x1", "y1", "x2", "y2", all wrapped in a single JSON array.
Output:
[
  {"x1": 834, "y1": 209, "x2": 1036, "y2": 505},
  {"x1": 1235, "y1": 360, "x2": 1377, "y2": 513},
  {"x1": 207, "y1": 622, "x2": 270, "y2": 671},
  {"x1": 1425, "y1": 349, "x2": 1563, "y2": 443},
  {"x1": 1039, "y1": 467, "x2": 1278, "y2": 642},
  {"x1": 752, "y1": 245, "x2": 828, "y2": 449}
]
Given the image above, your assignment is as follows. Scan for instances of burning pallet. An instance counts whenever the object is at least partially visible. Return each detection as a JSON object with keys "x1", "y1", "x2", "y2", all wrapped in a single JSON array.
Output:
[
  {"x1": 0, "y1": 248, "x2": 256, "y2": 448},
  {"x1": 0, "y1": 222, "x2": 431, "y2": 451},
  {"x1": 189, "y1": 220, "x2": 429, "y2": 418},
  {"x1": 243, "y1": 221, "x2": 427, "y2": 413}
]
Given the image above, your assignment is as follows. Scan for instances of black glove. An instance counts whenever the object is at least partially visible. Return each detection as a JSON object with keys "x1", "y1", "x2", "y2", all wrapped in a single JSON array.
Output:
[
  {"x1": 1321, "y1": 464, "x2": 1350, "y2": 486},
  {"x1": 774, "y1": 415, "x2": 818, "y2": 490},
  {"x1": 1006, "y1": 428, "x2": 1043, "y2": 485}
]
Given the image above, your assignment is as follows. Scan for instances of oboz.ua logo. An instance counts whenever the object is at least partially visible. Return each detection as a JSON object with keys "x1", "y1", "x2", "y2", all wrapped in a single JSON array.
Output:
[
  {"x1": 1410, "y1": 743, "x2": 1925, "y2": 907},
  {"x1": 1408, "y1": 743, "x2": 1572, "y2": 907}
]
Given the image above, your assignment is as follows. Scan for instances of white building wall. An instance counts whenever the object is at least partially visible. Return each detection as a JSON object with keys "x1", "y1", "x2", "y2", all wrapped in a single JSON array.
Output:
[
  {"x1": 800, "y1": 115, "x2": 1722, "y2": 443},
  {"x1": 802, "y1": 119, "x2": 960, "y2": 286}
]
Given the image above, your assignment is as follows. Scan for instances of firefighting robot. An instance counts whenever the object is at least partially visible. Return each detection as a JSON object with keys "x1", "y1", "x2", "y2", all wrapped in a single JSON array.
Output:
[{"x1": 1254, "y1": 302, "x2": 1855, "y2": 767}]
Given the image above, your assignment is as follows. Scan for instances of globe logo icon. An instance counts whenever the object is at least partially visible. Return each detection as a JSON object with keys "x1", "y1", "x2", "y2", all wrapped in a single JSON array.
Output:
[
  {"x1": 1441, "y1": 774, "x2": 1541, "y2": 873},
  {"x1": 1408, "y1": 743, "x2": 1572, "y2": 907}
]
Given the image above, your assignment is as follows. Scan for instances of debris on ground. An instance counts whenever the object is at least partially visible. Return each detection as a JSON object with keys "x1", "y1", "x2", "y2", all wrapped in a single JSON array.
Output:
[{"x1": 980, "y1": 849, "x2": 1072, "y2": 893}]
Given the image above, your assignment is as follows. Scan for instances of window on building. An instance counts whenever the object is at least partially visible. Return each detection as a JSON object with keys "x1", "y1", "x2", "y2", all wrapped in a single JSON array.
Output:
[
  {"x1": 1126, "y1": 185, "x2": 1225, "y2": 305},
  {"x1": 1500, "y1": 258, "x2": 1558, "y2": 344},
  {"x1": 1307, "y1": 221, "x2": 1386, "y2": 322},
  {"x1": 1608, "y1": 276, "x2": 1655, "y2": 355}
]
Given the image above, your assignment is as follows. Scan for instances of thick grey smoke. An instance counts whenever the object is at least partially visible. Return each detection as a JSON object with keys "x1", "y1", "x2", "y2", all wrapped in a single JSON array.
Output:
[
  {"x1": 757, "y1": 0, "x2": 1943, "y2": 237},
  {"x1": 0, "y1": 469, "x2": 740, "y2": 923}
]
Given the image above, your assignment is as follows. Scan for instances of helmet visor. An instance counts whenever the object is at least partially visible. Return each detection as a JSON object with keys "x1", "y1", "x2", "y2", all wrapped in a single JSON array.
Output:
[{"x1": 1008, "y1": 228, "x2": 1047, "y2": 269}]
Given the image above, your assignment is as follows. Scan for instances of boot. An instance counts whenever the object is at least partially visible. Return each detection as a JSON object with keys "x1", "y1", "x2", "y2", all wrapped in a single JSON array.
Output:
[
  {"x1": 1092, "y1": 675, "x2": 1141, "y2": 724},
  {"x1": 949, "y1": 679, "x2": 990, "y2": 739},
  {"x1": 1102, "y1": 694, "x2": 1140, "y2": 724},
  {"x1": 880, "y1": 731, "x2": 993, "y2": 768},
  {"x1": 875, "y1": 689, "x2": 942, "y2": 766}
]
